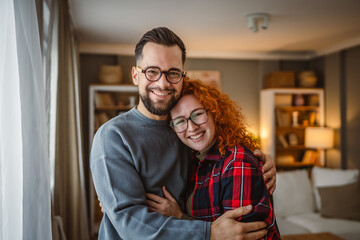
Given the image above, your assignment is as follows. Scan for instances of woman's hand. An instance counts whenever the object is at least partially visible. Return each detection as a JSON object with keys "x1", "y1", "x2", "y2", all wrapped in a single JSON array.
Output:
[
  {"x1": 146, "y1": 186, "x2": 183, "y2": 219},
  {"x1": 253, "y1": 149, "x2": 276, "y2": 195},
  {"x1": 99, "y1": 200, "x2": 104, "y2": 213}
]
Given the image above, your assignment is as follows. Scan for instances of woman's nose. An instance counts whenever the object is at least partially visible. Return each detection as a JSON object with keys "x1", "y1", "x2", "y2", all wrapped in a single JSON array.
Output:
[{"x1": 187, "y1": 119, "x2": 199, "y2": 132}]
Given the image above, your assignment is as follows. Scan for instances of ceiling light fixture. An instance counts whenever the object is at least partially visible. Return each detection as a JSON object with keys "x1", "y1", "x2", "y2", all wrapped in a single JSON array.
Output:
[{"x1": 246, "y1": 13, "x2": 269, "y2": 33}]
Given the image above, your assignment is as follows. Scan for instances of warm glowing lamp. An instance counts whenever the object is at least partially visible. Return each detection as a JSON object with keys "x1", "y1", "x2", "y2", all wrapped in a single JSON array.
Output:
[{"x1": 305, "y1": 127, "x2": 334, "y2": 166}]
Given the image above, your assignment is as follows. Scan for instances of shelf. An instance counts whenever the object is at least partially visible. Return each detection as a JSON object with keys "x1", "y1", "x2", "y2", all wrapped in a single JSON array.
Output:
[
  {"x1": 276, "y1": 125, "x2": 320, "y2": 133},
  {"x1": 262, "y1": 88, "x2": 323, "y2": 93},
  {"x1": 276, "y1": 162, "x2": 314, "y2": 170},
  {"x1": 260, "y1": 88, "x2": 324, "y2": 170},
  {"x1": 276, "y1": 126, "x2": 307, "y2": 131},
  {"x1": 276, "y1": 106, "x2": 319, "y2": 111},
  {"x1": 277, "y1": 145, "x2": 308, "y2": 150}
]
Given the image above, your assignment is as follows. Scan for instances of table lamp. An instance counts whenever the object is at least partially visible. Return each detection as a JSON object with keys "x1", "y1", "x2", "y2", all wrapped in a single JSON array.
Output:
[{"x1": 305, "y1": 127, "x2": 334, "y2": 166}]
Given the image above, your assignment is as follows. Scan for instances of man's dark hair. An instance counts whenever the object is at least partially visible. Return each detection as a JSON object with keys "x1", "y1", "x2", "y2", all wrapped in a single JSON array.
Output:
[{"x1": 135, "y1": 27, "x2": 186, "y2": 65}]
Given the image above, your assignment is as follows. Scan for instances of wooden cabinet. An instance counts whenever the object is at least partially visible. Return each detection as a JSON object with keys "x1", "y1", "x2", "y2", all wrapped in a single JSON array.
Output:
[
  {"x1": 89, "y1": 84, "x2": 139, "y2": 237},
  {"x1": 260, "y1": 88, "x2": 324, "y2": 170}
]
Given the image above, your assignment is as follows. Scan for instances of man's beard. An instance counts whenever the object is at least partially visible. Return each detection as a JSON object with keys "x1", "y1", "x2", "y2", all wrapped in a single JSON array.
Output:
[{"x1": 140, "y1": 88, "x2": 179, "y2": 116}]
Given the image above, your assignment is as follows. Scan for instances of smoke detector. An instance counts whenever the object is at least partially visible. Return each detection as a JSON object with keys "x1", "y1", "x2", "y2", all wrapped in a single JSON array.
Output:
[{"x1": 245, "y1": 13, "x2": 270, "y2": 33}]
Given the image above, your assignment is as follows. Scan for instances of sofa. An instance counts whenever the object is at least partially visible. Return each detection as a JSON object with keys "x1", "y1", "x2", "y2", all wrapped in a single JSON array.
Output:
[{"x1": 273, "y1": 166, "x2": 360, "y2": 240}]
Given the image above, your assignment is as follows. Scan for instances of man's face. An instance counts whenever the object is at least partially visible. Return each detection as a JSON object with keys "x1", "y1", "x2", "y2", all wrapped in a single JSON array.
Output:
[{"x1": 132, "y1": 43, "x2": 184, "y2": 120}]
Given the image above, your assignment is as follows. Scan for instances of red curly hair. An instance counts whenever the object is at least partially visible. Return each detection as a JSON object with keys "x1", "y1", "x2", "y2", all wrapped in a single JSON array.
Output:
[{"x1": 181, "y1": 78, "x2": 259, "y2": 155}]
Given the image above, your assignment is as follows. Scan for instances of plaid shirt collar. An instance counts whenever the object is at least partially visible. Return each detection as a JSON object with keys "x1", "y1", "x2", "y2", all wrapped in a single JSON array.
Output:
[{"x1": 195, "y1": 144, "x2": 231, "y2": 163}]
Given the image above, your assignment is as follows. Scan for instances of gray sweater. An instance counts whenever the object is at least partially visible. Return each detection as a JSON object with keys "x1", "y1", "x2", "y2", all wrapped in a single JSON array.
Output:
[{"x1": 90, "y1": 107, "x2": 210, "y2": 240}]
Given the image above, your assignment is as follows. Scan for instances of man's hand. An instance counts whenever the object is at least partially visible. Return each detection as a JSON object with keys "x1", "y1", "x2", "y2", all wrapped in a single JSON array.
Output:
[
  {"x1": 210, "y1": 205, "x2": 267, "y2": 240},
  {"x1": 253, "y1": 149, "x2": 276, "y2": 195}
]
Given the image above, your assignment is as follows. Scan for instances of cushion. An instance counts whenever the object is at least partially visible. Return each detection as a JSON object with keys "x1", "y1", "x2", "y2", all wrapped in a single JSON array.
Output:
[
  {"x1": 273, "y1": 169, "x2": 315, "y2": 218},
  {"x1": 285, "y1": 212, "x2": 360, "y2": 238},
  {"x1": 276, "y1": 218, "x2": 311, "y2": 235},
  {"x1": 318, "y1": 182, "x2": 360, "y2": 221},
  {"x1": 311, "y1": 166, "x2": 359, "y2": 211}
]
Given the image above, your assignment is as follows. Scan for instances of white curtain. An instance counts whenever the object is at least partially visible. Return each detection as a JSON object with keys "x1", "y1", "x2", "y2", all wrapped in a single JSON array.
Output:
[
  {"x1": 52, "y1": 0, "x2": 90, "y2": 238},
  {"x1": 0, "y1": 0, "x2": 51, "y2": 239}
]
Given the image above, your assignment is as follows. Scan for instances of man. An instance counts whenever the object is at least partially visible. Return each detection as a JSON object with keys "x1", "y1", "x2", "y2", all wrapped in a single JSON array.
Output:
[{"x1": 91, "y1": 27, "x2": 276, "y2": 240}]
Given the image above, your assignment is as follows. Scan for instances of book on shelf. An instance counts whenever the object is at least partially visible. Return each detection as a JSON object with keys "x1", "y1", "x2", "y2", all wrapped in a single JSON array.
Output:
[
  {"x1": 301, "y1": 150, "x2": 318, "y2": 164},
  {"x1": 277, "y1": 134, "x2": 289, "y2": 148},
  {"x1": 276, "y1": 109, "x2": 291, "y2": 126},
  {"x1": 274, "y1": 94, "x2": 292, "y2": 106},
  {"x1": 287, "y1": 133, "x2": 299, "y2": 146},
  {"x1": 309, "y1": 111, "x2": 316, "y2": 125},
  {"x1": 276, "y1": 109, "x2": 283, "y2": 126},
  {"x1": 94, "y1": 93, "x2": 115, "y2": 107}
]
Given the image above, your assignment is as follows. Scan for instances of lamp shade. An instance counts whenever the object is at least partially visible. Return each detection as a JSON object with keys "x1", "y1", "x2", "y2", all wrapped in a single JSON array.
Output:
[{"x1": 305, "y1": 127, "x2": 334, "y2": 149}]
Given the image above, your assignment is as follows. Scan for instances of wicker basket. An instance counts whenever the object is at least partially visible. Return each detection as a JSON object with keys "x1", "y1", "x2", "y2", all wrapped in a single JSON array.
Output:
[
  {"x1": 264, "y1": 71, "x2": 295, "y2": 88},
  {"x1": 98, "y1": 65, "x2": 123, "y2": 84}
]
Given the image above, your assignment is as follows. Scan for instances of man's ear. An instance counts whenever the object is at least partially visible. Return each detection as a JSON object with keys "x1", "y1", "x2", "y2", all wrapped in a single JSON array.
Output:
[{"x1": 132, "y1": 66, "x2": 139, "y2": 86}]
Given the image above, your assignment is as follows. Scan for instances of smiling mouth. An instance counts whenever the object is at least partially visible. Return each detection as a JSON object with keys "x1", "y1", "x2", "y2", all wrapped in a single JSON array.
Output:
[
  {"x1": 151, "y1": 90, "x2": 171, "y2": 96},
  {"x1": 189, "y1": 132, "x2": 204, "y2": 140}
]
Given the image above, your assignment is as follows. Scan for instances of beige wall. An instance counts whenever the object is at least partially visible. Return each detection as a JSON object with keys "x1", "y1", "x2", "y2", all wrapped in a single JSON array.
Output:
[
  {"x1": 345, "y1": 46, "x2": 360, "y2": 170},
  {"x1": 323, "y1": 46, "x2": 360, "y2": 170},
  {"x1": 185, "y1": 58, "x2": 261, "y2": 136},
  {"x1": 324, "y1": 53, "x2": 342, "y2": 168}
]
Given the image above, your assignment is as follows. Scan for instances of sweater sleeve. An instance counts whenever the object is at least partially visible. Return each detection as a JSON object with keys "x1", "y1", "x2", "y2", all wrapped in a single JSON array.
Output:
[{"x1": 90, "y1": 124, "x2": 210, "y2": 240}]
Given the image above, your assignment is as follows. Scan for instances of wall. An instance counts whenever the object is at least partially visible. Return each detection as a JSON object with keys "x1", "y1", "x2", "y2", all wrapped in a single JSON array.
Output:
[
  {"x1": 324, "y1": 53, "x2": 342, "y2": 168},
  {"x1": 185, "y1": 58, "x2": 261, "y2": 135},
  {"x1": 345, "y1": 46, "x2": 360, "y2": 170},
  {"x1": 323, "y1": 45, "x2": 360, "y2": 170}
]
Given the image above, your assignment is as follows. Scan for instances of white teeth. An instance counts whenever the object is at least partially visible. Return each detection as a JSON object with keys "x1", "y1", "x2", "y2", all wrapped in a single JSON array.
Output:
[
  {"x1": 152, "y1": 90, "x2": 169, "y2": 96},
  {"x1": 189, "y1": 132, "x2": 204, "y2": 140}
]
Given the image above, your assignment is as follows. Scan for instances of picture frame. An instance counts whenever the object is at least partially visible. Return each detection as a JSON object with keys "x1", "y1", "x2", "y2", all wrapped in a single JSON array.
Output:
[{"x1": 186, "y1": 70, "x2": 222, "y2": 90}]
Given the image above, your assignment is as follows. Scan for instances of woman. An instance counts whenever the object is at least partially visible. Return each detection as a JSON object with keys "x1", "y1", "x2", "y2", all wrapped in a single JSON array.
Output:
[{"x1": 146, "y1": 79, "x2": 281, "y2": 239}]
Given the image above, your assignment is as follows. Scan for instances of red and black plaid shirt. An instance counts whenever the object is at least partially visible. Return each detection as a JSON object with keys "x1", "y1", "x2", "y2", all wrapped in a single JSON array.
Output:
[{"x1": 187, "y1": 144, "x2": 281, "y2": 240}]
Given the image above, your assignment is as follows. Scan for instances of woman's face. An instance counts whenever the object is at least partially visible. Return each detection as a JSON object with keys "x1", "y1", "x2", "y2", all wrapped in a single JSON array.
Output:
[{"x1": 170, "y1": 95, "x2": 216, "y2": 153}]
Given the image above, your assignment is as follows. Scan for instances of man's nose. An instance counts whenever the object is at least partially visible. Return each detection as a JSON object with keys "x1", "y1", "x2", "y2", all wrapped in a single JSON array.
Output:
[{"x1": 156, "y1": 73, "x2": 171, "y2": 89}]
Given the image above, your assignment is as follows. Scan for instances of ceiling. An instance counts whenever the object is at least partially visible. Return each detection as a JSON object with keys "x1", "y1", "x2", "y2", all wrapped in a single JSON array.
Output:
[{"x1": 68, "y1": 0, "x2": 360, "y2": 59}]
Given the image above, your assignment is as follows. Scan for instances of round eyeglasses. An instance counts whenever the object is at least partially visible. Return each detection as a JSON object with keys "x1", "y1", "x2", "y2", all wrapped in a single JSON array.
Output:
[
  {"x1": 136, "y1": 66, "x2": 185, "y2": 84},
  {"x1": 170, "y1": 108, "x2": 209, "y2": 133}
]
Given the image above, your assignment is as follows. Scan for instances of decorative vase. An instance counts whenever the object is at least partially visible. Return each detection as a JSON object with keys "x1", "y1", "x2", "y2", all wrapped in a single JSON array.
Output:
[
  {"x1": 294, "y1": 94, "x2": 305, "y2": 106},
  {"x1": 298, "y1": 71, "x2": 318, "y2": 88}
]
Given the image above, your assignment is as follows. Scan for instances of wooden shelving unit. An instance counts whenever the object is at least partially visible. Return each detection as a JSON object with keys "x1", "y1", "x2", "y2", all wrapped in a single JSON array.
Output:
[{"x1": 260, "y1": 88, "x2": 324, "y2": 170}]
